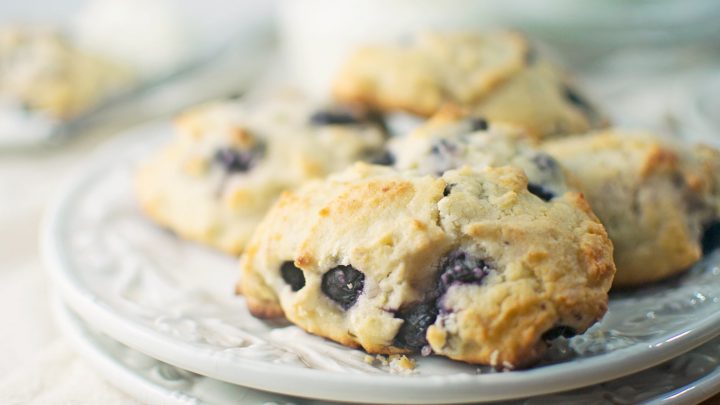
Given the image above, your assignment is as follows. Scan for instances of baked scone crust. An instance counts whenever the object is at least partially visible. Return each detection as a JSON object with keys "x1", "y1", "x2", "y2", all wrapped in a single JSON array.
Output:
[
  {"x1": 544, "y1": 131, "x2": 720, "y2": 287},
  {"x1": 333, "y1": 31, "x2": 604, "y2": 139}
]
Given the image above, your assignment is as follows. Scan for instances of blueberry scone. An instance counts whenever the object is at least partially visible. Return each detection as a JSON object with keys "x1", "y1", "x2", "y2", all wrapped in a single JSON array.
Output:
[
  {"x1": 387, "y1": 107, "x2": 570, "y2": 200},
  {"x1": 239, "y1": 163, "x2": 615, "y2": 367},
  {"x1": 333, "y1": 31, "x2": 603, "y2": 139},
  {"x1": 135, "y1": 94, "x2": 387, "y2": 255},
  {"x1": 0, "y1": 26, "x2": 133, "y2": 120},
  {"x1": 544, "y1": 131, "x2": 720, "y2": 287}
]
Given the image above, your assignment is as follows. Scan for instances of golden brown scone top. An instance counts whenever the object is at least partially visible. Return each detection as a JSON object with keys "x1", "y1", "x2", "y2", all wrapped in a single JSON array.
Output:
[{"x1": 333, "y1": 31, "x2": 604, "y2": 139}]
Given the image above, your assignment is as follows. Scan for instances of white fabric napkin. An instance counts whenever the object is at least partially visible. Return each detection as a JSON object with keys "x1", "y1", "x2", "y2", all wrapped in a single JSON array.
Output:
[
  {"x1": 0, "y1": 340, "x2": 139, "y2": 405},
  {"x1": 0, "y1": 134, "x2": 142, "y2": 404}
]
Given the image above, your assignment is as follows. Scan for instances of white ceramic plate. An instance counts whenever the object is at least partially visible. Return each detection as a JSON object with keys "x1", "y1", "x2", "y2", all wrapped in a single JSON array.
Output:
[
  {"x1": 43, "y1": 122, "x2": 720, "y2": 404},
  {"x1": 54, "y1": 291, "x2": 720, "y2": 405},
  {"x1": 52, "y1": 295, "x2": 313, "y2": 405}
]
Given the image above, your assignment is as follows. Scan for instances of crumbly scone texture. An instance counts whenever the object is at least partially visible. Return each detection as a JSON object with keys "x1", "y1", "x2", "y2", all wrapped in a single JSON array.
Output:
[
  {"x1": 135, "y1": 93, "x2": 387, "y2": 255},
  {"x1": 239, "y1": 163, "x2": 615, "y2": 368},
  {"x1": 0, "y1": 26, "x2": 133, "y2": 119},
  {"x1": 333, "y1": 31, "x2": 604, "y2": 139},
  {"x1": 388, "y1": 107, "x2": 570, "y2": 199},
  {"x1": 543, "y1": 131, "x2": 720, "y2": 287}
]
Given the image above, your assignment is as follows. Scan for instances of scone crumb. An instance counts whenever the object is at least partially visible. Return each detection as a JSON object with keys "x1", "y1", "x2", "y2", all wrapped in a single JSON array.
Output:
[
  {"x1": 365, "y1": 354, "x2": 417, "y2": 374},
  {"x1": 365, "y1": 354, "x2": 389, "y2": 367},
  {"x1": 389, "y1": 355, "x2": 416, "y2": 373}
]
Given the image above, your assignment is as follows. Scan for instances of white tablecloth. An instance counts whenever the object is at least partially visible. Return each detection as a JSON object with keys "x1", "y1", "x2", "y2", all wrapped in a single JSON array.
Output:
[{"x1": 0, "y1": 135, "x2": 140, "y2": 404}]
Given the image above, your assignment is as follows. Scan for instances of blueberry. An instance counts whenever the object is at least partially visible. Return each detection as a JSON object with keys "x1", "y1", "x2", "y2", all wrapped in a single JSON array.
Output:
[
  {"x1": 532, "y1": 153, "x2": 559, "y2": 172},
  {"x1": 443, "y1": 183, "x2": 454, "y2": 197},
  {"x1": 430, "y1": 139, "x2": 456, "y2": 156},
  {"x1": 525, "y1": 46, "x2": 538, "y2": 65},
  {"x1": 541, "y1": 325, "x2": 577, "y2": 341},
  {"x1": 702, "y1": 221, "x2": 720, "y2": 254},
  {"x1": 321, "y1": 265, "x2": 365, "y2": 309},
  {"x1": 438, "y1": 251, "x2": 492, "y2": 293},
  {"x1": 393, "y1": 302, "x2": 438, "y2": 349},
  {"x1": 309, "y1": 109, "x2": 360, "y2": 126},
  {"x1": 527, "y1": 183, "x2": 555, "y2": 202},
  {"x1": 280, "y1": 261, "x2": 305, "y2": 291},
  {"x1": 429, "y1": 139, "x2": 459, "y2": 175},
  {"x1": 391, "y1": 251, "x2": 491, "y2": 351},
  {"x1": 371, "y1": 150, "x2": 395, "y2": 166},
  {"x1": 365, "y1": 110, "x2": 388, "y2": 131},
  {"x1": 213, "y1": 147, "x2": 261, "y2": 173},
  {"x1": 468, "y1": 117, "x2": 488, "y2": 132},
  {"x1": 563, "y1": 86, "x2": 591, "y2": 112}
]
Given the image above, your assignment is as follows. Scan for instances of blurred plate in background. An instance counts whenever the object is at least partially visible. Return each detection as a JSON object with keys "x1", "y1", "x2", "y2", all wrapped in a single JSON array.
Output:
[{"x1": 0, "y1": 0, "x2": 276, "y2": 149}]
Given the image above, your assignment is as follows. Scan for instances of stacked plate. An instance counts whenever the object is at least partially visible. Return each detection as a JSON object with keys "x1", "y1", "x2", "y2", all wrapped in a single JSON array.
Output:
[{"x1": 41, "y1": 114, "x2": 720, "y2": 404}]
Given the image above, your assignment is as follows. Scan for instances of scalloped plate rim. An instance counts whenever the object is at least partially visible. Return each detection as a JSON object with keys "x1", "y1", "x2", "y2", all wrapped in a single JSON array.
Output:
[
  {"x1": 53, "y1": 295, "x2": 720, "y2": 405},
  {"x1": 41, "y1": 121, "x2": 720, "y2": 404}
]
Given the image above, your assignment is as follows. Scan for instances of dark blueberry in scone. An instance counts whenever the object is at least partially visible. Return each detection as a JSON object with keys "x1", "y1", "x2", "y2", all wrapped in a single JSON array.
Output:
[
  {"x1": 370, "y1": 150, "x2": 395, "y2": 166},
  {"x1": 394, "y1": 251, "x2": 491, "y2": 350},
  {"x1": 443, "y1": 183, "x2": 455, "y2": 197},
  {"x1": 310, "y1": 109, "x2": 360, "y2": 126},
  {"x1": 321, "y1": 265, "x2": 365, "y2": 309},
  {"x1": 393, "y1": 302, "x2": 439, "y2": 349},
  {"x1": 702, "y1": 221, "x2": 720, "y2": 254},
  {"x1": 532, "y1": 153, "x2": 559, "y2": 173},
  {"x1": 430, "y1": 139, "x2": 458, "y2": 157},
  {"x1": 365, "y1": 110, "x2": 390, "y2": 133},
  {"x1": 541, "y1": 325, "x2": 577, "y2": 341},
  {"x1": 213, "y1": 146, "x2": 263, "y2": 173},
  {"x1": 468, "y1": 117, "x2": 488, "y2": 132},
  {"x1": 429, "y1": 139, "x2": 460, "y2": 174},
  {"x1": 438, "y1": 251, "x2": 492, "y2": 293},
  {"x1": 527, "y1": 183, "x2": 555, "y2": 202},
  {"x1": 280, "y1": 261, "x2": 305, "y2": 291},
  {"x1": 525, "y1": 45, "x2": 538, "y2": 65},
  {"x1": 563, "y1": 86, "x2": 591, "y2": 112}
]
